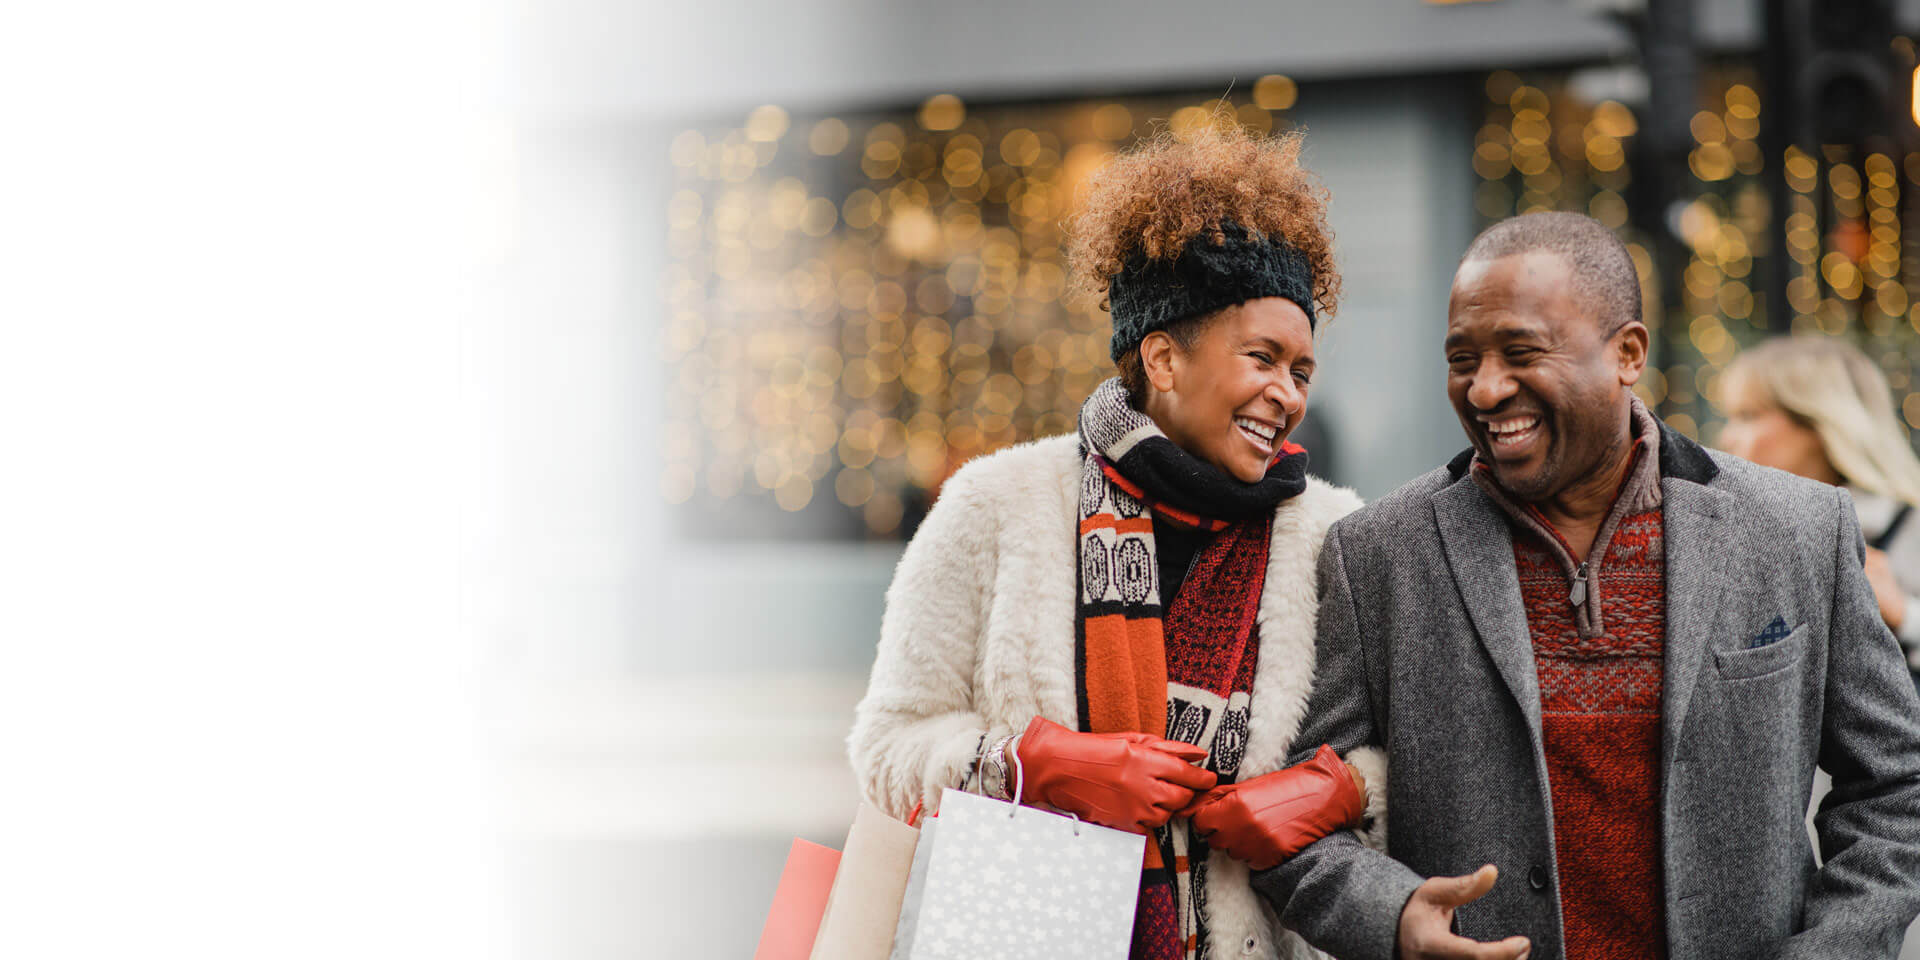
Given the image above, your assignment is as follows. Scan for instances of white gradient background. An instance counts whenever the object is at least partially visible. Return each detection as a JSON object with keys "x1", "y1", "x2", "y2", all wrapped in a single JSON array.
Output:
[{"x1": 4, "y1": 2, "x2": 507, "y2": 958}]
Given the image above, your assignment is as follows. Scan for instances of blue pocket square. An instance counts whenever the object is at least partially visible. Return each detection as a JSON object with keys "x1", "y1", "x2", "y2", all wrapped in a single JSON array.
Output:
[{"x1": 1749, "y1": 615, "x2": 1792, "y2": 649}]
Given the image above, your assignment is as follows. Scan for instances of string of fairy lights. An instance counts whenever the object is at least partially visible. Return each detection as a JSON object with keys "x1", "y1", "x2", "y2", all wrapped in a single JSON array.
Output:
[
  {"x1": 1780, "y1": 144, "x2": 1918, "y2": 425},
  {"x1": 666, "y1": 66, "x2": 1920, "y2": 536},
  {"x1": 661, "y1": 79, "x2": 1302, "y2": 536},
  {"x1": 1473, "y1": 67, "x2": 1920, "y2": 445}
]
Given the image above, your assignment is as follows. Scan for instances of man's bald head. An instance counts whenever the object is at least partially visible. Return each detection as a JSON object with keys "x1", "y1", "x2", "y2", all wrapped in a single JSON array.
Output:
[{"x1": 1459, "y1": 212, "x2": 1641, "y2": 336}]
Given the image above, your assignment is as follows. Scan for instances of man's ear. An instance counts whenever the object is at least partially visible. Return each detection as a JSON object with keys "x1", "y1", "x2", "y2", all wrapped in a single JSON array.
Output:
[
  {"x1": 1614, "y1": 320, "x2": 1649, "y2": 387},
  {"x1": 1140, "y1": 331, "x2": 1179, "y2": 394}
]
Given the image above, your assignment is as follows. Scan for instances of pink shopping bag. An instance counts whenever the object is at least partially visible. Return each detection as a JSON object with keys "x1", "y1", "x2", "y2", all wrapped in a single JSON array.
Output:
[{"x1": 753, "y1": 838, "x2": 842, "y2": 960}]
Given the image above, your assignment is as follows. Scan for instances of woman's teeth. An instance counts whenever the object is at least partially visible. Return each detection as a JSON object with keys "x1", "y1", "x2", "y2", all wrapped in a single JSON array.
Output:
[
  {"x1": 1488, "y1": 416, "x2": 1539, "y2": 448},
  {"x1": 1235, "y1": 417, "x2": 1278, "y2": 449}
]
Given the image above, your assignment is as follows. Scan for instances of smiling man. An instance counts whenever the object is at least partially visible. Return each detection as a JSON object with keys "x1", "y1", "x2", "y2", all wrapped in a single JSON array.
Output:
[{"x1": 1240, "y1": 212, "x2": 1920, "y2": 960}]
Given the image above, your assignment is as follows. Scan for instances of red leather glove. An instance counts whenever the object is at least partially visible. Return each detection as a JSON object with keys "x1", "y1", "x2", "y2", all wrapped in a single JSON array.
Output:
[
  {"x1": 1182, "y1": 744, "x2": 1366, "y2": 870},
  {"x1": 1013, "y1": 715, "x2": 1217, "y2": 834}
]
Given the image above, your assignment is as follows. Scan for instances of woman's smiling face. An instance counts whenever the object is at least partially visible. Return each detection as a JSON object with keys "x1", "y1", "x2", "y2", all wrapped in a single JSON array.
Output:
[{"x1": 1140, "y1": 297, "x2": 1315, "y2": 483}]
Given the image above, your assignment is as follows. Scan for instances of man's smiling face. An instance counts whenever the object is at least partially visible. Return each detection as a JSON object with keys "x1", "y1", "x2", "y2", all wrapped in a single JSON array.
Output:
[{"x1": 1444, "y1": 250, "x2": 1635, "y2": 503}]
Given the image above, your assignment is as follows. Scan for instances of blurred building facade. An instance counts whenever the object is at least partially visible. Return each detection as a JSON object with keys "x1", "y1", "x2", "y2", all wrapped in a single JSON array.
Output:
[{"x1": 489, "y1": 3, "x2": 1920, "y2": 957}]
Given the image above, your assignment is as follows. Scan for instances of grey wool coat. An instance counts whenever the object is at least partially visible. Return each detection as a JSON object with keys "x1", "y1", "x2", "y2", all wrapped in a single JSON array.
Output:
[{"x1": 1252, "y1": 421, "x2": 1920, "y2": 960}]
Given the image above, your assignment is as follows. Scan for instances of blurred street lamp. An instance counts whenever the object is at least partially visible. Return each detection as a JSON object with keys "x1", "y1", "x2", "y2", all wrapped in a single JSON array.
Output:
[
  {"x1": 1912, "y1": 64, "x2": 1920, "y2": 127},
  {"x1": 1777, "y1": 0, "x2": 1900, "y2": 148}
]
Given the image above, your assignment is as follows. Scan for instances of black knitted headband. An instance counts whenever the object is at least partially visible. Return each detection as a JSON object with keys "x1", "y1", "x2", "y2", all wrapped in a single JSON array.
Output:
[{"x1": 1107, "y1": 220, "x2": 1317, "y2": 360}]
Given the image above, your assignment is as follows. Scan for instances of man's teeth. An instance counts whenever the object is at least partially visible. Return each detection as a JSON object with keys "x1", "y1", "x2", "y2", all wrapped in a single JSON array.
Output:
[
  {"x1": 1235, "y1": 417, "x2": 1278, "y2": 443},
  {"x1": 1488, "y1": 417, "x2": 1539, "y2": 442}
]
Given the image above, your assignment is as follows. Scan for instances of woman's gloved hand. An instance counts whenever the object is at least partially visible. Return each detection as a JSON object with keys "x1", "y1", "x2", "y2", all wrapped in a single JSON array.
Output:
[
  {"x1": 1013, "y1": 715, "x2": 1217, "y2": 834},
  {"x1": 1181, "y1": 743, "x2": 1367, "y2": 870}
]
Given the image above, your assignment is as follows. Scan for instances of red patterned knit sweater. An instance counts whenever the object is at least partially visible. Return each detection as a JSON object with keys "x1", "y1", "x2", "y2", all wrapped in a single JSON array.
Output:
[{"x1": 1473, "y1": 404, "x2": 1667, "y2": 960}]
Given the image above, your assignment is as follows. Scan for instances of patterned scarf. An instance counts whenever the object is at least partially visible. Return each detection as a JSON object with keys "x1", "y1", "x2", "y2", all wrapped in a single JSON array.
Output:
[{"x1": 1073, "y1": 378, "x2": 1309, "y2": 960}]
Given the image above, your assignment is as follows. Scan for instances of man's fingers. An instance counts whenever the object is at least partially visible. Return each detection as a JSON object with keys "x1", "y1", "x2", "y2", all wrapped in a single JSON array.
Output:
[
  {"x1": 1403, "y1": 868, "x2": 1522, "y2": 959},
  {"x1": 1452, "y1": 934, "x2": 1531, "y2": 960},
  {"x1": 1411, "y1": 928, "x2": 1529, "y2": 960},
  {"x1": 1424, "y1": 864, "x2": 1500, "y2": 908}
]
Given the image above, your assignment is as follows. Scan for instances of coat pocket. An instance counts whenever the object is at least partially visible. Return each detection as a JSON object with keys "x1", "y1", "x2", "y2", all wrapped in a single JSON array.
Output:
[{"x1": 1711, "y1": 623, "x2": 1807, "y2": 681}]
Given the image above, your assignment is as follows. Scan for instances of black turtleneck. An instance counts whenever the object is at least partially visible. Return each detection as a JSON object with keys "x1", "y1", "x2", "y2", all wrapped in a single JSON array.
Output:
[{"x1": 1153, "y1": 517, "x2": 1217, "y2": 608}]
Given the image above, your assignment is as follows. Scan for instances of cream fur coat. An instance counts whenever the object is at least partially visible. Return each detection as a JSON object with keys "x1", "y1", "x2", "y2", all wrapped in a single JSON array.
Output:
[{"x1": 848, "y1": 434, "x2": 1387, "y2": 960}]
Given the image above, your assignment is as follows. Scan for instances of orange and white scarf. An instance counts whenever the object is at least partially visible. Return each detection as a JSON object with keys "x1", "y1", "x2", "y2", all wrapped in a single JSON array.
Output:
[{"x1": 1073, "y1": 377, "x2": 1308, "y2": 960}]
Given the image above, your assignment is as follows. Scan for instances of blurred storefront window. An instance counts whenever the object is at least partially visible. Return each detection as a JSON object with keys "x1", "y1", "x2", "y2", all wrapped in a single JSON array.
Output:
[{"x1": 661, "y1": 86, "x2": 1306, "y2": 541}]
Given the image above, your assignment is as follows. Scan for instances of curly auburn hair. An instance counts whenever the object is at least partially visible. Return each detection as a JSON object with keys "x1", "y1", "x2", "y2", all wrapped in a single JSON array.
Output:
[{"x1": 1067, "y1": 120, "x2": 1341, "y2": 320}]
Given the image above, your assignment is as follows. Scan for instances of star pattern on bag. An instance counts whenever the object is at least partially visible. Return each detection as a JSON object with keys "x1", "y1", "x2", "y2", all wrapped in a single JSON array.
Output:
[{"x1": 900, "y1": 789, "x2": 1145, "y2": 960}]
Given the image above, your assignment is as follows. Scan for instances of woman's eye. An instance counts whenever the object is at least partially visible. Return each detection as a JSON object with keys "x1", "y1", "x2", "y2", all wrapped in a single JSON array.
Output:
[
  {"x1": 1293, "y1": 370, "x2": 1312, "y2": 386},
  {"x1": 1249, "y1": 351, "x2": 1275, "y2": 365},
  {"x1": 1505, "y1": 346, "x2": 1539, "y2": 361}
]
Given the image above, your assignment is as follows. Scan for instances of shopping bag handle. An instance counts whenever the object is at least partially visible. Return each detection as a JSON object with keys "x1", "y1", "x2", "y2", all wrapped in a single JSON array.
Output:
[
  {"x1": 1005, "y1": 740, "x2": 1080, "y2": 836},
  {"x1": 1008, "y1": 741, "x2": 1024, "y2": 818}
]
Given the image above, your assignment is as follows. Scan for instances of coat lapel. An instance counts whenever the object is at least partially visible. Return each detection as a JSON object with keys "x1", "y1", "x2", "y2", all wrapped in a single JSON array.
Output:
[
  {"x1": 1426, "y1": 426, "x2": 1736, "y2": 771},
  {"x1": 1432, "y1": 477, "x2": 1542, "y2": 741},
  {"x1": 1658, "y1": 478, "x2": 1736, "y2": 762}
]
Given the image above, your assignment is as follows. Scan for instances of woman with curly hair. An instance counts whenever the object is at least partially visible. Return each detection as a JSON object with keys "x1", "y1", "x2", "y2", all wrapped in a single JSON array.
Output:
[{"x1": 849, "y1": 120, "x2": 1385, "y2": 960}]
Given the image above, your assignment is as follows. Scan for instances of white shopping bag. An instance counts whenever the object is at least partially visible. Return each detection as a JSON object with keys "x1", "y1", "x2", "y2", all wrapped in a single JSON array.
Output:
[
  {"x1": 886, "y1": 815, "x2": 939, "y2": 960},
  {"x1": 888, "y1": 786, "x2": 1145, "y2": 960}
]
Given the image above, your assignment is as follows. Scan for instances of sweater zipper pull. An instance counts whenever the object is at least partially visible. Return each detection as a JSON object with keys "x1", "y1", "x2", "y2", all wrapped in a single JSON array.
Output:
[{"x1": 1569, "y1": 562, "x2": 1589, "y2": 607}]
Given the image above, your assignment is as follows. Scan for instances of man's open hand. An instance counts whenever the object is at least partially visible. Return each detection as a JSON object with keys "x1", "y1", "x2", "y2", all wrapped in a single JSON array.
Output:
[{"x1": 1397, "y1": 865, "x2": 1531, "y2": 960}]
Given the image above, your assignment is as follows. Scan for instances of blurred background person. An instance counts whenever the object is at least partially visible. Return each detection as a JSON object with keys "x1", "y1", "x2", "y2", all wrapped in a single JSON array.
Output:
[
  {"x1": 850, "y1": 122, "x2": 1381, "y2": 960},
  {"x1": 1720, "y1": 336, "x2": 1920, "y2": 685}
]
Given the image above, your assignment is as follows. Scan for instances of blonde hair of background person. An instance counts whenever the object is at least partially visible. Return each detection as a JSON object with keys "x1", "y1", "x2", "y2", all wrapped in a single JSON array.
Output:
[{"x1": 1721, "y1": 336, "x2": 1920, "y2": 667}]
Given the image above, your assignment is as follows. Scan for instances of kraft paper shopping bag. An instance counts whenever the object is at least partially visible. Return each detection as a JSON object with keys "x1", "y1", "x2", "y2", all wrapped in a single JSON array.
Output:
[{"x1": 809, "y1": 802, "x2": 921, "y2": 960}]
